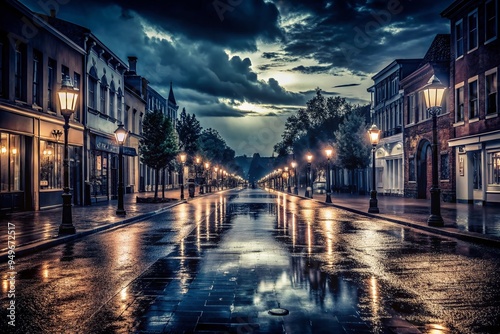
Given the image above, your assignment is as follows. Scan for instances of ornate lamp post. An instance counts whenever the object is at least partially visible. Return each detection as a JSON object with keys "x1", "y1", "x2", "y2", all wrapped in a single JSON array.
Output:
[
  {"x1": 305, "y1": 152, "x2": 313, "y2": 198},
  {"x1": 368, "y1": 124, "x2": 381, "y2": 213},
  {"x1": 57, "y1": 76, "x2": 79, "y2": 235},
  {"x1": 285, "y1": 166, "x2": 291, "y2": 193},
  {"x1": 214, "y1": 166, "x2": 219, "y2": 190},
  {"x1": 291, "y1": 161, "x2": 298, "y2": 195},
  {"x1": 325, "y1": 147, "x2": 333, "y2": 203},
  {"x1": 204, "y1": 162, "x2": 210, "y2": 193},
  {"x1": 422, "y1": 75, "x2": 446, "y2": 227},
  {"x1": 196, "y1": 157, "x2": 203, "y2": 194},
  {"x1": 179, "y1": 152, "x2": 187, "y2": 200},
  {"x1": 114, "y1": 123, "x2": 128, "y2": 216}
]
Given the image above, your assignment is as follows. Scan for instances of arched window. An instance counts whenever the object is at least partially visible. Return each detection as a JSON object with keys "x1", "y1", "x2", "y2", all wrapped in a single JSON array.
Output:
[
  {"x1": 109, "y1": 81, "x2": 116, "y2": 119},
  {"x1": 100, "y1": 75, "x2": 108, "y2": 114},
  {"x1": 88, "y1": 66, "x2": 98, "y2": 110}
]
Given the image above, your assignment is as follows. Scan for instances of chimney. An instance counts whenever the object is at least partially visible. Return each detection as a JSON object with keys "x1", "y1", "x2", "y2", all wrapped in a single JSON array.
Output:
[
  {"x1": 50, "y1": 9, "x2": 56, "y2": 18},
  {"x1": 128, "y1": 56, "x2": 138, "y2": 74}
]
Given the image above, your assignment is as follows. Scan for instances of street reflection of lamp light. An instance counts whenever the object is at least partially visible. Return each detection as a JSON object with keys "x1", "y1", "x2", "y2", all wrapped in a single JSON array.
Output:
[
  {"x1": 368, "y1": 124, "x2": 381, "y2": 213},
  {"x1": 325, "y1": 147, "x2": 333, "y2": 203},
  {"x1": 305, "y1": 152, "x2": 313, "y2": 198},
  {"x1": 179, "y1": 152, "x2": 187, "y2": 200},
  {"x1": 291, "y1": 161, "x2": 298, "y2": 195},
  {"x1": 422, "y1": 75, "x2": 446, "y2": 227},
  {"x1": 57, "y1": 76, "x2": 79, "y2": 235},
  {"x1": 114, "y1": 123, "x2": 128, "y2": 216}
]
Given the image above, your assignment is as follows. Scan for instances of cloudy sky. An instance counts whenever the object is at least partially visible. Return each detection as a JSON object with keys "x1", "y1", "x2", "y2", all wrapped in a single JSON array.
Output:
[{"x1": 23, "y1": 0, "x2": 451, "y2": 156}]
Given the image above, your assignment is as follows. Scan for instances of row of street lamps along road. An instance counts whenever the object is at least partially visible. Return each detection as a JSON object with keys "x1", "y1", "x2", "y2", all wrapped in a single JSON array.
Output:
[
  {"x1": 55, "y1": 76, "x2": 244, "y2": 236},
  {"x1": 258, "y1": 75, "x2": 447, "y2": 228},
  {"x1": 56, "y1": 75, "x2": 445, "y2": 235}
]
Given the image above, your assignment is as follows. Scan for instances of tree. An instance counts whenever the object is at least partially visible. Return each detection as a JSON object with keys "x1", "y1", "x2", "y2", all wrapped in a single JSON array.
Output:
[
  {"x1": 273, "y1": 88, "x2": 353, "y2": 159},
  {"x1": 334, "y1": 110, "x2": 371, "y2": 191},
  {"x1": 198, "y1": 128, "x2": 227, "y2": 165},
  {"x1": 139, "y1": 109, "x2": 178, "y2": 199},
  {"x1": 176, "y1": 107, "x2": 202, "y2": 156}
]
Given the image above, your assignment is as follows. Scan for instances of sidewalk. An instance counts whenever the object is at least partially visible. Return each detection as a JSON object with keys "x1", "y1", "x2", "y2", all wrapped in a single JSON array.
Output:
[
  {"x1": 2, "y1": 187, "x2": 500, "y2": 261},
  {"x1": 290, "y1": 189, "x2": 500, "y2": 247},
  {"x1": 0, "y1": 189, "x2": 188, "y2": 259}
]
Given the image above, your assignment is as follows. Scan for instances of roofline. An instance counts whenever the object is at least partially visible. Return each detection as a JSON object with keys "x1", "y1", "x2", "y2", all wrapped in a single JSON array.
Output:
[
  {"x1": 86, "y1": 32, "x2": 128, "y2": 68},
  {"x1": 372, "y1": 59, "x2": 423, "y2": 81},
  {"x1": 441, "y1": 0, "x2": 470, "y2": 18},
  {"x1": 7, "y1": 0, "x2": 85, "y2": 55},
  {"x1": 400, "y1": 61, "x2": 449, "y2": 88}
]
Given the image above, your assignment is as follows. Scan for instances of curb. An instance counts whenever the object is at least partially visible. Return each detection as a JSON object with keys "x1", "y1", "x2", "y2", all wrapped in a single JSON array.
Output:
[
  {"x1": 0, "y1": 200, "x2": 186, "y2": 261},
  {"x1": 273, "y1": 190, "x2": 500, "y2": 248}
]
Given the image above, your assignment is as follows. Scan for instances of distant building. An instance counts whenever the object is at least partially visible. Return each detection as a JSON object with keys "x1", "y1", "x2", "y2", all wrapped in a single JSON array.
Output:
[
  {"x1": 368, "y1": 59, "x2": 422, "y2": 197},
  {"x1": 442, "y1": 0, "x2": 500, "y2": 204}
]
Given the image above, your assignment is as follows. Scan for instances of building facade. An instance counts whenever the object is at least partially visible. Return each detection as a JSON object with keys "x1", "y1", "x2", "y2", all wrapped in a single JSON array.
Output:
[
  {"x1": 368, "y1": 59, "x2": 422, "y2": 197},
  {"x1": 0, "y1": 0, "x2": 85, "y2": 211},
  {"x1": 442, "y1": 0, "x2": 500, "y2": 204},
  {"x1": 401, "y1": 35, "x2": 455, "y2": 201}
]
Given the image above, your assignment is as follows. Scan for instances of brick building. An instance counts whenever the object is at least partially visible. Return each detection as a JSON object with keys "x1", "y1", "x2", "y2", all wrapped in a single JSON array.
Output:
[
  {"x1": 442, "y1": 0, "x2": 500, "y2": 204},
  {"x1": 401, "y1": 34, "x2": 455, "y2": 201}
]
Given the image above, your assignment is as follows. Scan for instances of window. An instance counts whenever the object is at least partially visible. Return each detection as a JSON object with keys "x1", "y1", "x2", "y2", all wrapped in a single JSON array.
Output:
[
  {"x1": 488, "y1": 151, "x2": 500, "y2": 185},
  {"x1": 61, "y1": 65, "x2": 69, "y2": 81},
  {"x1": 89, "y1": 77, "x2": 97, "y2": 109},
  {"x1": 472, "y1": 152, "x2": 482, "y2": 189},
  {"x1": 486, "y1": 70, "x2": 497, "y2": 115},
  {"x1": 0, "y1": 133, "x2": 22, "y2": 192},
  {"x1": 39, "y1": 140, "x2": 63, "y2": 189},
  {"x1": 33, "y1": 51, "x2": 42, "y2": 106},
  {"x1": 100, "y1": 84, "x2": 107, "y2": 114},
  {"x1": 469, "y1": 79, "x2": 478, "y2": 119},
  {"x1": 468, "y1": 10, "x2": 478, "y2": 51},
  {"x1": 14, "y1": 44, "x2": 25, "y2": 100},
  {"x1": 409, "y1": 156, "x2": 416, "y2": 181},
  {"x1": 455, "y1": 19, "x2": 464, "y2": 58},
  {"x1": 109, "y1": 81, "x2": 115, "y2": 119},
  {"x1": 440, "y1": 153, "x2": 450, "y2": 180},
  {"x1": 485, "y1": 0, "x2": 497, "y2": 42},
  {"x1": 117, "y1": 89, "x2": 123, "y2": 121},
  {"x1": 47, "y1": 59, "x2": 56, "y2": 110},
  {"x1": 73, "y1": 73, "x2": 81, "y2": 121},
  {"x1": 407, "y1": 95, "x2": 415, "y2": 125},
  {"x1": 456, "y1": 85, "x2": 464, "y2": 122}
]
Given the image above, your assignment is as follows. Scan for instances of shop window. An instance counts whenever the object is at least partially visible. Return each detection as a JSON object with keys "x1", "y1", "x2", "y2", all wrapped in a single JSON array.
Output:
[
  {"x1": 485, "y1": 0, "x2": 497, "y2": 42},
  {"x1": 469, "y1": 79, "x2": 478, "y2": 119},
  {"x1": 472, "y1": 152, "x2": 482, "y2": 189},
  {"x1": 488, "y1": 152, "x2": 500, "y2": 185},
  {"x1": 440, "y1": 153, "x2": 449, "y2": 180},
  {"x1": 0, "y1": 133, "x2": 22, "y2": 192},
  {"x1": 40, "y1": 140, "x2": 63, "y2": 189},
  {"x1": 486, "y1": 70, "x2": 497, "y2": 115}
]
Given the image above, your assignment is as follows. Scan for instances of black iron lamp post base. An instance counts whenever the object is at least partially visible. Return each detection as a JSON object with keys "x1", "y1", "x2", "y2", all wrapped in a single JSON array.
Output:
[{"x1": 368, "y1": 190, "x2": 379, "y2": 213}]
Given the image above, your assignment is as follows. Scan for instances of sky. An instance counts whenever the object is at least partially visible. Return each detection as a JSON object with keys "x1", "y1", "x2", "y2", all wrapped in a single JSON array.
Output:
[{"x1": 22, "y1": 0, "x2": 452, "y2": 157}]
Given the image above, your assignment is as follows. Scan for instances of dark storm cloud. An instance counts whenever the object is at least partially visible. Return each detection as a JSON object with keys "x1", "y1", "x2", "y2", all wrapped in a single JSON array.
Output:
[
  {"x1": 290, "y1": 65, "x2": 335, "y2": 74},
  {"x1": 276, "y1": 0, "x2": 451, "y2": 74}
]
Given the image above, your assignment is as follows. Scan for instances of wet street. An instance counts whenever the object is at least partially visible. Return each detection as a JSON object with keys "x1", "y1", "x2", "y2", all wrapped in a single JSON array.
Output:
[{"x1": 2, "y1": 188, "x2": 500, "y2": 334}]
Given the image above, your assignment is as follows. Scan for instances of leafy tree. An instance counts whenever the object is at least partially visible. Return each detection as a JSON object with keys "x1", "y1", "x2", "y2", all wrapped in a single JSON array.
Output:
[
  {"x1": 176, "y1": 107, "x2": 202, "y2": 156},
  {"x1": 274, "y1": 88, "x2": 352, "y2": 159},
  {"x1": 198, "y1": 128, "x2": 227, "y2": 165},
  {"x1": 334, "y1": 110, "x2": 371, "y2": 189},
  {"x1": 139, "y1": 109, "x2": 178, "y2": 199}
]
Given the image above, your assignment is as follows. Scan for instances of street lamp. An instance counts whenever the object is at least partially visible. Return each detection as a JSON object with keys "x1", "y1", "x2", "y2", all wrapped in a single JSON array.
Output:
[
  {"x1": 204, "y1": 162, "x2": 210, "y2": 193},
  {"x1": 114, "y1": 123, "x2": 128, "y2": 216},
  {"x1": 196, "y1": 157, "x2": 203, "y2": 194},
  {"x1": 57, "y1": 76, "x2": 79, "y2": 235},
  {"x1": 325, "y1": 147, "x2": 333, "y2": 203},
  {"x1": 179, "y1": 152, "x2": 187, "y2": 200},
  {"x1": 291, "y1": 161, "x2": 298, "y2": 195},
  {"x1": 422, "y1": 75, "x2": 446, "y2": 227},
  {"x1": 368, "y1": 124, "x2": 381, "y2": 213},
  {"x1": 285, "y1": 166, "x2": 291, "y2": 193},
  {"x1": 305, "y1": 152, "x2": 313, "y2": 198}
]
